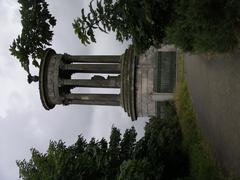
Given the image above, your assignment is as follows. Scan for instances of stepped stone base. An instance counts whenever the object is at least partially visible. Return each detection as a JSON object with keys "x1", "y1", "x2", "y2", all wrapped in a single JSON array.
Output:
[{"x1": 135, "y1": 46, "x2": 176, "y2": 118}]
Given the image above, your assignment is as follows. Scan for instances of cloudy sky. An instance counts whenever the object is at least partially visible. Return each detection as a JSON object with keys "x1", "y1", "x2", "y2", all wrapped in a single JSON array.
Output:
[{"x1": 0, "y1": 1, "x2": 147, "y2": 179}]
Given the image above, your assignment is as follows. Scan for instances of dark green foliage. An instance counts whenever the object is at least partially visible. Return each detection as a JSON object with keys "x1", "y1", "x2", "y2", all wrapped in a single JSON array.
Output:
[
  {"x1": 9, "y1": 0, "x2": 56, "y2": 79},
  {"x1": 17, "y1": 105, "x2": 189, "y2": 180},
  {"x1": 73, "y1": 0, "x2": 175, "y2": 52},
  {"x1": 118, "y1": 159, "x2": 153, "y2": 180},
  {"x1": 167, "y1": 0, "x2": 240, "y2": 53},
  {"x1": 144, "y1": 103, "x2": 189, "y2": 179},
  {"x1": 17, "y1": 140, "x2": 74, "y2": 180},
  {"x1": 107, "y1": 127, "x2": 121, "y2": 179},
  {"x1": 120, "y1": 127, "x2": 137, "y2": 161},
  {"x1": 74, "y1": 0, "x2": 240, "y2": 53}
]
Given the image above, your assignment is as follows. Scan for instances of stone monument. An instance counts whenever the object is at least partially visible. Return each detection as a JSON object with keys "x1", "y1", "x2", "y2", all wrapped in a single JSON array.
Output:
[{"x1": 39, "y1": 46, "x2": 176, "y2": 120}]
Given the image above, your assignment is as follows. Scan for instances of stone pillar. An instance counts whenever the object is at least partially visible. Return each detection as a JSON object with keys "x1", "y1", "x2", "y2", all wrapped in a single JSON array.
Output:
[
  {"x1": 60, "y1": 75, "x2": 120, "y2": 88},
  {"x1": 63, "y1": 54, "x2": 120, "y2": 63},
  {"x1": 64, "y1": 94, "x2": 120, "y2": 106},
  {"x1": 61, "y1": 64, "x2": 120, "y2": 74}
]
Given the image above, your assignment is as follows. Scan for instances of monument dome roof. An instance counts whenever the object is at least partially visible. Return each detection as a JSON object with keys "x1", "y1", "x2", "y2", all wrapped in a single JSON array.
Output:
[{"x1": 39, "y1": 48, "x2": 56, "y2": 110}]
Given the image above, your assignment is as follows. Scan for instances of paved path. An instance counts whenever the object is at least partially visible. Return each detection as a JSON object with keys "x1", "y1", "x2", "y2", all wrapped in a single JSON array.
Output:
[{"x1": 184, "y1": 52, "x2": 240, "y2": 177}]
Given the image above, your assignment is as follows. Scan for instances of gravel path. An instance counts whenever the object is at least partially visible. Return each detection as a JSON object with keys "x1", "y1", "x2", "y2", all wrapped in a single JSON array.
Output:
[{"x1": 184, "y1": 52, "x2": 240, "y2": 177}]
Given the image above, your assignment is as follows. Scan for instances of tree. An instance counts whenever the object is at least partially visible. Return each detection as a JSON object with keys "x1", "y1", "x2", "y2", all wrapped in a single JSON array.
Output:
[
  {"x1": 17, "y1": 140, "x2": 70, "y2": 180},
  {"x1": 17, "y1": 127, "x2": 137, "y2": 180},
  {"x1": 9, "y1": 0, "x2": 56, "y2": 82},
  {"x1": 73, "y1": 0, "x2": 175, "y2": 52},
  {"x1": 167, "y1": 0, "x2": 240, "y2": 53},
  {"x1": 73, "y1": 0, "x2": 240, "y2": 54},
  {"x1": 17, "y1": 106, "x2": 189, "y2": 180},
  {"x1": 107, "y1": 127, "x2": 121, "y2": 179},
  {"x1": 120, "y1": 127, "x2": 137, "y2": 161},
  {"x1": 144, "y1": 103, "x2": 189, "y2": 179}
]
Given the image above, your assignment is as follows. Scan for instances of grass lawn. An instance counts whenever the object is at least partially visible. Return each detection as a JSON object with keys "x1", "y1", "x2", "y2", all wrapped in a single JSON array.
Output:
[{"x1": 175, "y1": 51, "x2": 237, "y2": 180}]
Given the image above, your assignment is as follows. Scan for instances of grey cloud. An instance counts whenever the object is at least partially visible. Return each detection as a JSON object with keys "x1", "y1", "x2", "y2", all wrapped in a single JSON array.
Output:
[{"x1": 0, "y1": 1, "x2": 146, "y2": 180}]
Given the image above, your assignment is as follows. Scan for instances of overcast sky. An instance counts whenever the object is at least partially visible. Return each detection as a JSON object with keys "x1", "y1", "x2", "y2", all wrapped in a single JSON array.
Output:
[{"x1": 0, "y1": 1, "x2": 147, "y2": 179}]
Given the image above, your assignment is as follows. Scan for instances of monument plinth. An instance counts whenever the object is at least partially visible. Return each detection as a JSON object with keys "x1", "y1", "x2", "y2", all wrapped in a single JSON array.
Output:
[{"x1": 39, "y1": 46, "x2": 176, "y2": 120}]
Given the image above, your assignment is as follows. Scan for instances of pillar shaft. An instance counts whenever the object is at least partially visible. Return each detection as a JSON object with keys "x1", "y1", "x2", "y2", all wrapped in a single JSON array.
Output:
[
  {"x1": 64, "y1": 55, "x2": 120, "y2": 63},
  {"x1": 60, "y1": 78, "x2": 120, "y2": 88},
  {"x1": 65, "y1": 94, "x2": 120, "y2": 106},
  {"x1": 62, "y1": 64, "x2": 120, "y2": 74}
]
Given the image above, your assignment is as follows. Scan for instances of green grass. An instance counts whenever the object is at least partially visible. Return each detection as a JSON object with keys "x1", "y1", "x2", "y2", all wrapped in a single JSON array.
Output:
[{"x1": 175, "y1": 52, "x2": 237, "y2": 180}]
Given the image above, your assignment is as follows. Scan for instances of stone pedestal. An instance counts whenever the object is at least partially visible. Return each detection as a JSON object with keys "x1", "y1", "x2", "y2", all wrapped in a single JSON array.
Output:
[{"x1": 135, "y1": 46, "x2": 176, "y2": 117}]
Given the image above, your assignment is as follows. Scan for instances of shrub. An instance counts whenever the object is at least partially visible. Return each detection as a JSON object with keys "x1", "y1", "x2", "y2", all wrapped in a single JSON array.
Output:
[
  {"x1": 144, "y1": 103, "x2": 189, "y2": 179},
  {"x1": 167, "y1": 0, "x2": 240, "y2": 53}
]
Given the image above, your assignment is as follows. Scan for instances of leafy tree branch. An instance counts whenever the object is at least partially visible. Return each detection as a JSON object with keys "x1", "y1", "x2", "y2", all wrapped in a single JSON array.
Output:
[
  {"x1": 9, "y1": 0, "x2": 56, "y2": 83},
  {"x1": 73, "y1": 0, "x2": 175, "y2": 52}
]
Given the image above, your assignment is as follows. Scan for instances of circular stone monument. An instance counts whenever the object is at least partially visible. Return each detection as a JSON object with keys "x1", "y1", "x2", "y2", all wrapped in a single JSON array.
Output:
[{"x1": 39, "y1": 46, "x2": 176, "y2": 120}]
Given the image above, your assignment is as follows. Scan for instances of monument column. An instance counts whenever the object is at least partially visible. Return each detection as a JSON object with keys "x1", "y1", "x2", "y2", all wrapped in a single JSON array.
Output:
[
  {"x1": 63, "y1": 54, "x2": 121, "y2": 63},
  {"x1": 59, "y1": 75, "x2": 120, "y2": 88},
  {"x1": 63, "y1": 94, "x2": 120, "y2": 106},
  {"x1": 61, "y1": 63, "x2": 120, "y2": 74}
]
